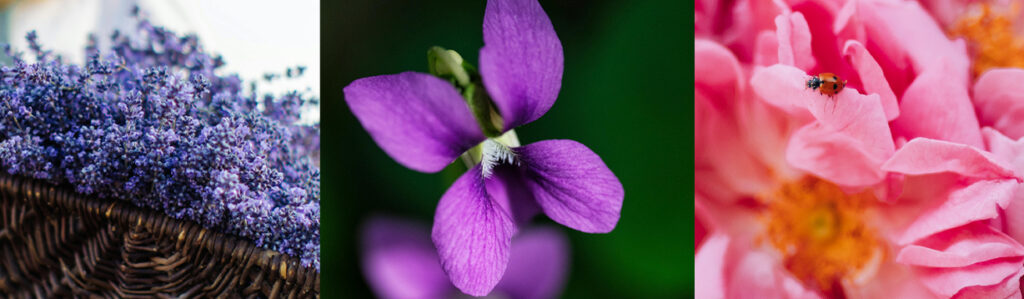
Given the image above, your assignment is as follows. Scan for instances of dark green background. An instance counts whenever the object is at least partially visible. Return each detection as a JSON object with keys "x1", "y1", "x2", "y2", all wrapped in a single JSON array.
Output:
[{"x1": 323, "y1": 0, "x2": 688, "y2": 297}]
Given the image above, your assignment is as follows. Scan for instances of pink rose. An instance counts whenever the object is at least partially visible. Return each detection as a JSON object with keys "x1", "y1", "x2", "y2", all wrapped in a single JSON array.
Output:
[{"x1": 695, "y1": 0, "x2": 1024, "y2": 297}]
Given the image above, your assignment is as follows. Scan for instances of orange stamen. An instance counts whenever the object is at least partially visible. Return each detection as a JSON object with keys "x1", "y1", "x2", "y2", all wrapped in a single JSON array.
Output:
[
  {"x1": 760, "y1": 177, "x2": 882, "y2": 293},
  {"x1": 950, "y1": 2, "x2": 1024, "y2": 77}
]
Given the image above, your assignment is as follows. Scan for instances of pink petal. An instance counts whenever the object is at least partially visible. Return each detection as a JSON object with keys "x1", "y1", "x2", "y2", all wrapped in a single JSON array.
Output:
[
  {"x1": 789, "y1": 0, "x2": 857, "y2": 84},
  {"x1": 892, "y1": 66, "x2": 982, "y2": 149},
  {"x1": 917, "y1": 0, "x2": 988, "y2": 29},
  {"x1": 843, "y1": 40, "x2": 899, "y2": 121},
  {"x1": 1000, "y1": 186, "x2": 1024, "y2": 248},
  {"x1": 983, "y1": 128, "x2": 1024, "y2": 245},
  {"x1": 844, "y1": 259, "x2": 940, "y2": 299},
  {"x1": 993, "y1": 107, "x2": 1024, "y2": 143},
  {"x1": 786, "y1": 122, "x2": 886, "y2": 187},
  {"x1": 858, "y1": 0, "x2": 969, "y2": 78},
  {"x1": 432, "y1": 167, "x2": 516, "y2": 296},
  {"x1": 750, "y1": 64, "x2": 811, "y2": 115},
  {"x1": 751, "y1": 64, "x2": 894, "y2": 187},
  {"x1": 833, "y1": 0, "x2": 866, "y2": 45},
  {"x1": 785, "y1": 0, "x2": 842, "y2": 20},
  {"x1": 754, "y1": 30, "x2": 779, "y2": 67},
  {"x1": 974, "y1": 68, "x2": 1024, "y2": 139},
  {"x1": 881, "y1": 138, "x2": 1017, "y2": 180},
  {"x1": 696, "y1": 84, "x2": 794, "y2": 201},
  {"x1": 952, "y1": 267, "x2": 1024, "y2": 299},
  {"x1": 719, "y1": 0, "x2": 782, "y2": 62},
  {"x1": 696, "y1": 230, "x2": 820, "y2": 298},
  {"x1": 775, "y1": 12, "x2": 816, "y2": 71},
  {"x1": 915, "y1": 257, "x2": 1024, "y2": 298},
  {"x1": 898, "y1": 179, "x2": 1019, "y2": 245},
  {"x1": 733, "y1": 87, "x2": 807, "y2": 182},
  {"x1": 752, "y1": 65, "x2": 894, "y2": 158},
  {"x1": 694, "y1": 0, "x2": 720, "y2": 35},
  {"x1": 694, "y1": 93, "x2": 751, "y2": 202},
  {"x1": 695, "y1": 39, "x2": 748, "y2": 177},
  {"x1": 694, "y1": 88, "x2": 716, "y2": 160},
  {"x1": 695, "y1": 139, "x2": 769, "y2": 204},
  {"x1": 897, "y1": 222, "x2": 1024, "y2": 268},
  {"x1": 696, "y1": 215, "x2": 709, "y2": 250},
  {"x1": 810, "y1": 89, "x2": 894, "y2": 160},
  {"x1": 695, "y1": 188, "x2": 762, "y2": 238},
  {"x1": 727, "y1": 248, "x2": 821, "y2": 299},
  {"x1": 982, "y1": 127, "x2": 1024, "y2": 177},
  {"x1": 855, "y1": 0, "x2": 970, "y2": 97},
  {"x1": 872, "y1": 172, "x2": 906, "y2": 203},
  {"x1": 879, "y1": 174, "x2": 960, "y2": 239},
  {"x1": 694, "y1": 233, "x2": 729, "y2": 299},
  {"x1": 695, "y1": 39, "x2": 746, "y2": 112}
]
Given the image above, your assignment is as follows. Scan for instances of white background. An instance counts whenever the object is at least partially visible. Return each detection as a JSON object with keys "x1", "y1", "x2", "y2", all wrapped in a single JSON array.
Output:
[{"x1": 5, "y1": 0, "x2": 320, "y2": 124}]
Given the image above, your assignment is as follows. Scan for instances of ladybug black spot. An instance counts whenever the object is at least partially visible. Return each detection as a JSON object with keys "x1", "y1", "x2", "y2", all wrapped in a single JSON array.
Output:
[
  {"x1": 807, "y1": 77, "x2": 823, "y2": 89},
  {"x1": 832, "y1": 83, "x2": 838, "y2": 89}
]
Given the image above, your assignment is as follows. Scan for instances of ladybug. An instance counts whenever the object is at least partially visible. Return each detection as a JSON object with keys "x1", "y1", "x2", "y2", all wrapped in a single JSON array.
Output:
[{"x1": 806, "y1": 73, "x2": 847, "y2": 97}]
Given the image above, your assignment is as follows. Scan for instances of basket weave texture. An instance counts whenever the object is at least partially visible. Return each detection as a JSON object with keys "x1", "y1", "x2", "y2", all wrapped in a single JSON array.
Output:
[{"x1": 0, "y1": 174, "x2": 320, "y2": 298}]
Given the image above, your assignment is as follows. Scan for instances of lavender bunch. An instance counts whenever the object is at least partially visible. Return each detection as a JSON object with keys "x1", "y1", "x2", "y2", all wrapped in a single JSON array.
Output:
[{"x1": 0, "y1": 12, "x2": 320, "y2": 269}]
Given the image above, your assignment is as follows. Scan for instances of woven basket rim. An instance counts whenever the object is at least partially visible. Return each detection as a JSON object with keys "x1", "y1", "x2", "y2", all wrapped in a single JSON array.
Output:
[{"x1": 0, "y1": 173, "x2": 320, "y2": 294}]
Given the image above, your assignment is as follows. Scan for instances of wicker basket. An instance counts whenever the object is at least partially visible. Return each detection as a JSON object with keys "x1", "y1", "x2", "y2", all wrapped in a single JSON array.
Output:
[{"x1": 0, "y1": 174, "x2": 320, "y2": 298}]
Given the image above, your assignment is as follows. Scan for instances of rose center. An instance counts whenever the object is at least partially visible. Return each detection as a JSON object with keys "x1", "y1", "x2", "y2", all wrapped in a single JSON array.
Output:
[{"x1": 759, "y1": 177, "x2": 883, "y2": 293}]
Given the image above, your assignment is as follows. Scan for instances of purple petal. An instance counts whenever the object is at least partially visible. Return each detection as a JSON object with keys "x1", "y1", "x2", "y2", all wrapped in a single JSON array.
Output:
[
  {"x1": 432, "y1": 166, "x2": 516, "y2": 296},
  {"x1": 517, "y1": 140, "x2": 624, "y2": 233},
  {"x1": 344, "y1": 72, "x2": 486, "y2": 172},
  {"x1": 362, "y1": 217, "x2": 453, "y2": 299},
  {"x1": 486, "y1": 165, "x2": 542, "y2": 225},
  {"x1": 494, "y1": 227, "x2": 570, "y2": 299},
  {"x1": 479, "y1": 0, "x2": 564, "y2": 130}
]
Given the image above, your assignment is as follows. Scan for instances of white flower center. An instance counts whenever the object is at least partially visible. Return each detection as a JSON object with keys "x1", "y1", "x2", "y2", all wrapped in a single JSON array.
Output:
[
  {"x1": 460, "y1": 129, "x2": 521, "y2": 177},
  {"x1": 480, "y1": 138, "x2": 517, "y2": 178}
]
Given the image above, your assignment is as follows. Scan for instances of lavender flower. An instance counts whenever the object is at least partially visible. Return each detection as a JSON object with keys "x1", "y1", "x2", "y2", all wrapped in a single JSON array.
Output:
[
  {"x1": 0, "y1": 10, "x2": 320, "y2": 269},
  {"x1": 344, "y1": 0, "x2": 622, "y2": 295},
  {"x1": 362, "y1": 216, "x2": 568, "y2": 299}
]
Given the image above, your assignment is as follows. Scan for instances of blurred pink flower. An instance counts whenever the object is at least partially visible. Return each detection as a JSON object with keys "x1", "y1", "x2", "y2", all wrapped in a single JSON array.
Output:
[{"x1": 695, "y1": 0, "x2": 1024, "y2": 297}]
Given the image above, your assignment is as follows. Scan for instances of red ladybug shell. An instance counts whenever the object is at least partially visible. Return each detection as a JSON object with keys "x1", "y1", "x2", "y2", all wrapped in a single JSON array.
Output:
[{"x1": 806, "y1": 73, "x2": 846, "y2": 97}]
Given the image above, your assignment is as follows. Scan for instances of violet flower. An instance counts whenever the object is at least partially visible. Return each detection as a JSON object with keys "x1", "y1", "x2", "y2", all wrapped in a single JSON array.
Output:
[
  {"x1": 344, "y1": 0, "x2": 623, "y2": 295},
  {"x1": 362, "y1": 216, "x2": 568, "y2": 299}
]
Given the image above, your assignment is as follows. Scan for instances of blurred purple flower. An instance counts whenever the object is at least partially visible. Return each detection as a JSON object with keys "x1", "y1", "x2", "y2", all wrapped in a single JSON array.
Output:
[
  {"x1": 362, "y1": 216, "x2": 569, "y2": 299},
  {"x1": 343, "y1": 0, "x2": 623, "y2": 295}
]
